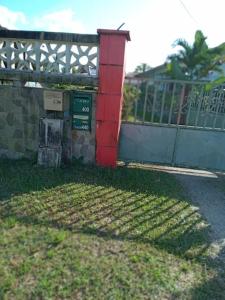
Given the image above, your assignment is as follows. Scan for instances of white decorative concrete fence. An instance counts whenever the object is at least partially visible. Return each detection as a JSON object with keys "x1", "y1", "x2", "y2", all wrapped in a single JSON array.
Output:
[{"x1": 0, "y1": 30, "x2": 99, "y2": 85}]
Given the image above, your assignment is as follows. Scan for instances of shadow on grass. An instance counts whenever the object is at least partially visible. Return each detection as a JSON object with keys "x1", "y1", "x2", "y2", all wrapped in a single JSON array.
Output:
[
  {"x1": 1, "y1": 159, "x2": 225, "y2": 298},
  {"x1": 0, "y1": 159, "x2": 210, "y2": 258}
]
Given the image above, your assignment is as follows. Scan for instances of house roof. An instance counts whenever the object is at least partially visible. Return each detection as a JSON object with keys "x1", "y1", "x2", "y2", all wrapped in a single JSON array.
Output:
[{"x1": 135, "y1": 63, "x2": 167, "y2": 78}]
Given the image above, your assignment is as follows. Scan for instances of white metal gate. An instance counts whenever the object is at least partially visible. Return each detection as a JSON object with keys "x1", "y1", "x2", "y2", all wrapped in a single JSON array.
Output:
[{"x1": 119, "y1": 79, "x2": 225, "y2": 171}]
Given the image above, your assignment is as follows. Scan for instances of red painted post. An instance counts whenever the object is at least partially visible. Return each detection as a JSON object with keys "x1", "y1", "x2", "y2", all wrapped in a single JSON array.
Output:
[{"x1": 96, "y1": 29, "x2": 130, "y2": 167}]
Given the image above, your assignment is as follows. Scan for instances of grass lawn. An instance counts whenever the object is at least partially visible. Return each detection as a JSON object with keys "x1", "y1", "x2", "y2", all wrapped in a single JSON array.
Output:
[{"x1": 0, "y1": 159, "x2": 224, "y2": 299}]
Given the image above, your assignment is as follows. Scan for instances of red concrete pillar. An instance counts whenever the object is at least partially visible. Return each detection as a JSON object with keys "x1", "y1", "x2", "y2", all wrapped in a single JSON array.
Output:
[{"x1": 96, "y1": 29, "x2": 130, "y2": 167}]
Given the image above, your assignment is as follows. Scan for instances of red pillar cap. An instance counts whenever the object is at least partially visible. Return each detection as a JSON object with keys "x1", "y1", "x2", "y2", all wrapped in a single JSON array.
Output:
[{"x1": 97, "y1": 29, "x2": 131, "y2": 41}]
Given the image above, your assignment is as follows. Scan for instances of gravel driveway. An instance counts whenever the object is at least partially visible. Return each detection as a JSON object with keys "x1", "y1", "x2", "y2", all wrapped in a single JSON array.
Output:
[
  {"x1": 175, "y1": 171, "x2": 225, "y2": 240},
  {"x1": 174, "y1": 170, "x2": 225, "y2": 260}
]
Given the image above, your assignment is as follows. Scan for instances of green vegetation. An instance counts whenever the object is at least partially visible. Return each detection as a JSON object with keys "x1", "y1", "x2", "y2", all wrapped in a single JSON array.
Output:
[
  {"x1": 0, "y1": 160, "x2": 224, "y2": 299},
  {"x1": 134, "y1": 63, "x2": 151, "y2": 74},
  {"x1": 167, "y1": 30, "x2": 225, "y2": 80},
  {"x1": 122, "y1": 84, "x2": 141, "y2": 121}
]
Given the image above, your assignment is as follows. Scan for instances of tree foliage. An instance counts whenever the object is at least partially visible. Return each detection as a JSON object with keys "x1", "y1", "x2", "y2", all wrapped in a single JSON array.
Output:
[
  {"x1": 167, "y1": 30, "x2": 225, "y2": 80},
  {"x1": 122, "y1": 84, "x2": 141, "y2": 121},
  {"x1": 135, "y1": 63, "x2": 151, "y2": 74}
]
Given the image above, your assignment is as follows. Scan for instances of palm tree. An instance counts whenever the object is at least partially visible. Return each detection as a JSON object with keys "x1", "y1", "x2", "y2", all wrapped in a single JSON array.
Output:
[{"x1": 167, "y1": 30, "x2": 225, "y2": 80}]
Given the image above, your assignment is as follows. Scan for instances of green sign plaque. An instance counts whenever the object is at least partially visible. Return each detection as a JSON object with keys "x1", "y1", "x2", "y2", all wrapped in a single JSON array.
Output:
[
  {"x1": 72, "y1": 114, "x2": 90, "y2": 131},
  {"x1": 71, "y1": 92, "x2": 92, "y2": 131}
]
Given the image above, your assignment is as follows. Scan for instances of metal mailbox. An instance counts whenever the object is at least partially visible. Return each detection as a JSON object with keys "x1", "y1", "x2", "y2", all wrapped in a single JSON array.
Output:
[
  {"x1": 44, "y1": 90, "x2": 69, "y2": 112},
  {"x1": 71, "y1": 92, "x2": 92, "y2": 131}
]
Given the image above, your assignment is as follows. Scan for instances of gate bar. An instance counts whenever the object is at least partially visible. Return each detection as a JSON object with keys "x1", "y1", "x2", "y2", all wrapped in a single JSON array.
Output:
[
  {"x1": 168, "y1": 83, "x2": 176, "y2": 124},
  {"x1": 177, "y1": 84, "x2": 185, "y2": 125},
  {"x1": 143, "y1": 82, "x2": 149, "y2": 122},
  {"x1": 213, "y1": 90, "x2": 223, "y2": 129},
  {"x1": 194, "y1": 86, "x2": 204, "y2": 126},
  {"x1": 160, "y1": 83, "x2": 167, "y2": 123},
  {"x1": 151, "y1": 84, "x2": 157, "y2": 122}
]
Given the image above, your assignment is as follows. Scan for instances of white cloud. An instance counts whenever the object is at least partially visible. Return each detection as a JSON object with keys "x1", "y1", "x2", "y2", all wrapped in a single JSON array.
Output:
[
  {"x1": 0, "y1": 5, "x2": 27, "y2": 29},
  {"x1": 33, "y1": 9, "x2": 85, "y2": 33},
  {"x1": 0, "y1": 6, "x2": 84, "y2": 33}
]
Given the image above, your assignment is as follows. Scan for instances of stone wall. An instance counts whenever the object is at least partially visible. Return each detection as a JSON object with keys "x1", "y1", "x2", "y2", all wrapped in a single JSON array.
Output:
[
  {"x1": 0, "y1": 86, "x2": 44, "y2": 159},
  {"x1": 0, "y1": 85, "x2": 96, "y2": 164}
]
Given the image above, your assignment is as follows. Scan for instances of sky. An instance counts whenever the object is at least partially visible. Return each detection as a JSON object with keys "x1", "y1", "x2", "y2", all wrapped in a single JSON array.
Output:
[{"x1": 0, "y1": 0, "x2": 225, "y2": 72}]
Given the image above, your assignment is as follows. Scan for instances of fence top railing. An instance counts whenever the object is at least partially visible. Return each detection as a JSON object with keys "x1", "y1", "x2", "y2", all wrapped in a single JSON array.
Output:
[
  {"x1": 0, "y1": 29, "x2": 99, "y2": 45},
  {"x1": 147, "y1": 78, "x2": 210, "y2": 85}
]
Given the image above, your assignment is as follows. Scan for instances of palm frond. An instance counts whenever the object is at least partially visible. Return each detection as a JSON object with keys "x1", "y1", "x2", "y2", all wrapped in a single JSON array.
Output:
[{"x1": 173, "y1": 38, "x2": 192, "y2": 52}]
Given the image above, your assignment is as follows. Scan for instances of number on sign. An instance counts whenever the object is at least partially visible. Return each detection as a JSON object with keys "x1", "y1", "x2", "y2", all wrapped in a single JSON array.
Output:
[{"x1": 82, "y1": 107, "x2": 89, "y2": 112}]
